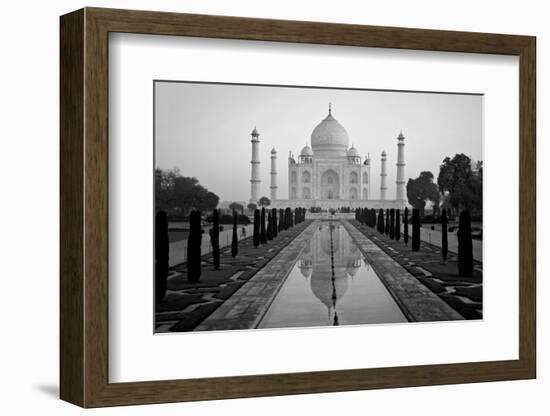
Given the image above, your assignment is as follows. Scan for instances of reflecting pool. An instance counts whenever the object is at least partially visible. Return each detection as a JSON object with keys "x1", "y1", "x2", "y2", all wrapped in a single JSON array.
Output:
[{"x1": 258, "y1": 221, "x2": 407, "y2": 329}]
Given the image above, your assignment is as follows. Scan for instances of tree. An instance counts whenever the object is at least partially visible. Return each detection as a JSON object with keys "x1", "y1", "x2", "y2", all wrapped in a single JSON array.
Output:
[
  {"x1": 155, "y1": 168, "x2": 220, "y2": 216},
  {"x1": 209, "y1": 209, "x2": 220, "y2": 270},
  {"x1": 229, "y1": 202, "x2": 244, "y2": 215},
  {"x1": 260, "y1": 207, "x2": 267, "y2": 244},
  {"x1": 272, "y1": 208, "x2": 278, "y2": 238},
  {"x1": 259, "y1": 196, "x2": 271, "y2": 207},
  {"x1": 403, "y1": 207, "x2": 409, "y2": 245},
  {"x1": 441, "y1": 208, "x2": 448, "y2": 263},
  {"x1": 457, "y1": 210, "x2": 474, "y2": 277},
  {"x1": 247, "y1": 202, "x2": 257, "y2": 213},
  {"x1": 278, "y1": 209, "x2": 284, "y2": 233},
  {"x1": 155, "y1": 211, "x2": 169, "y2": 303},
  {"x1": 389, "y1": 209, "x2": 395, "y2": 239},
  {"x1": 385, "y1": 209, "x2": 390, "y2": 235},
  {"x1": 406, "y1": 171, "x2": 440, "y2": 217},
  {"x1": 395, "y1": 209, "x2": 401, "y2": 241},
  {"x1": 253, "y1": 209, "x2": 260, "y2": 247},
  {"x1": 187, "y1": 210, "x2": 202, "y2": 283},
  {"x1": 412, "y1": 208, "x2": 421, "y2": 251},
  {"x1": 231, "y1": 211, "x2": 238, "y2": 258},
  {"x1": 437, "y1": 154, "x2": 482, "y2": 215}
]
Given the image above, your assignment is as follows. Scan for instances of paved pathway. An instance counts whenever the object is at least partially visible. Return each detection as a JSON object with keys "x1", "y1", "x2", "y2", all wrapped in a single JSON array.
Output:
[
  {"x1": 169, "y1": 224, "x2": 254, "y2": 267},
  {"x1": 408, "y1": 224, "x2": 482, "y2": 262}
]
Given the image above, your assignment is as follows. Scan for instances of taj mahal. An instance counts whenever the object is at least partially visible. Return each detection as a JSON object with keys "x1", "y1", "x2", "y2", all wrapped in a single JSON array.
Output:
[{"x1": 249, "y1": 104, "x2": 408, "y2": 210}]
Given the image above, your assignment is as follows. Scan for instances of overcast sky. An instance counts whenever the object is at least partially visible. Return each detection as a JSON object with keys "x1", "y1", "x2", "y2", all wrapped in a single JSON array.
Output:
[{"x1": 155, "y1": 81, "x2": 482, "y2": 203}]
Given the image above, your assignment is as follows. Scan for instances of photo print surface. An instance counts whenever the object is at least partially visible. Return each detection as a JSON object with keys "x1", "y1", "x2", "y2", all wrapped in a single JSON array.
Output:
[{"x1": 154, "y1": 81, "x2": 483, "y2": 333}]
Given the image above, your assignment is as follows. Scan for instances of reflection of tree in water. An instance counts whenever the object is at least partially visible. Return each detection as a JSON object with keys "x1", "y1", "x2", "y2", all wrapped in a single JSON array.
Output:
[{"x1": 299, "y1": 222, "x2": 362, "y2": 325}]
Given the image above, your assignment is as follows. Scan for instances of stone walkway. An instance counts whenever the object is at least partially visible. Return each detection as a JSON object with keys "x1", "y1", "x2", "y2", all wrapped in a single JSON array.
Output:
[
  {"x1": 342, "y1": 220, "x2": 463, "y2": 322},
  {"x1": 155, "y1": 220, "x2": 313, "y2": 332},
  {"x1": 349, "y1": 220, "x2": 483, "y2": 319}
]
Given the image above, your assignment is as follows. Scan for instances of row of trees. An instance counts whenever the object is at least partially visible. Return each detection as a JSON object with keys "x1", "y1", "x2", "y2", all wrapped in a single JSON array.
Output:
[
  {"x1": 355, "y1": 206, "x2": 474, "y2": 277},
  {"x1": 406, "y1": 154, "x2": 483, "y2": 218},
  {"x1": 155, "y1": 168, "x2": 219, "y2": 217},
  {"x1": 155, "y1": 207, "x2": 308, "y2": 303}
]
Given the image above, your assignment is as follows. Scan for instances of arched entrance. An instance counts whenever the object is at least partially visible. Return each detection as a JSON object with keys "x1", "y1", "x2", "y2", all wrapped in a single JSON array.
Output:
[{"x1": 321, "y1": 169, "x2": 340, "y2": 199}]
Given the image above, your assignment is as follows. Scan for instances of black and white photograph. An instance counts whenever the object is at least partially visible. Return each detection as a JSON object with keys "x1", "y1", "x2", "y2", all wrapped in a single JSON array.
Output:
[{"x1": 154, "y1": 81, "x2": 483, "y2": 333}]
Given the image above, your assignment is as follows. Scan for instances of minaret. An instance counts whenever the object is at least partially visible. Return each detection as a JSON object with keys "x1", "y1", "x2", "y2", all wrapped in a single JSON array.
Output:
[
  {"x1": 249, "y1": 127, "x2": 261, "y2": 204},
  {"x1": 395, "y1": 131, "x2": 407, "y2": 201},
  {"x1": 270, "y1": 148, "x2": 278, "y2": 200},
  {"x1": 380, "y1": 150, "x2": 387, "y2": 200}
]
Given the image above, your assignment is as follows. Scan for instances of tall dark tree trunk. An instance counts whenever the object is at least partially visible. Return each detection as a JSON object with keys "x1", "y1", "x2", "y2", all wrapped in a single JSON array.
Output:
[
  {"x1": 389, "y1": 209, "x2": 395, "y2": 239},
  {"x1": 403, "y1": 207, "x2": 409, "y2": 245},
  {"x1": 210, "y1": 209, "x2": 220, "y2": 270},
  {"x1": 260, "y1": 207, "x2": 267, "y2": 244},
  {"x1": 457, "y1": 210, "x2": 474, "y2": 276},
  {"x1": 253, "y1": 209, "x2": 260, "y2": 247},
  {"x1": 155, "y1": 211, "x2": 169, "y2": 303},
  {"x1": 231, "y1": 211, "x2": 238, "y2": 257},
  {"x1": 441, "y1": 208, "x2": 448, "y2": 262},
  {"x1": 278, "y1": 209, "x2": 284, "y2": 233},
  {"x1": 412, "y1": 208, "x2": 421, "y2": 251},
  {"x1": 395, "y1": 209, "x2": 401, "y2": 241},
  {"x1": 385, "y1": 209, "x2": 390, "y2": 235},
  {"x1": 187, "y1": 210, "x2": 202, "y2": 283}
]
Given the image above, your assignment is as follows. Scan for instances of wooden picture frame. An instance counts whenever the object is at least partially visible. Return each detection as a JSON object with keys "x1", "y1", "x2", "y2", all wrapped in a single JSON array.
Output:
[{"x1": 60, "y1": 7, "x2": 536, "y2": 408}]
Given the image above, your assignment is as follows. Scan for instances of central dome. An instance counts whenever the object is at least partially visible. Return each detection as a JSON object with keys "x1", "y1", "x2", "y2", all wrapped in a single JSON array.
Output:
[{"x1": 310, "y1": 105, "x2": 349, "y2": 156}]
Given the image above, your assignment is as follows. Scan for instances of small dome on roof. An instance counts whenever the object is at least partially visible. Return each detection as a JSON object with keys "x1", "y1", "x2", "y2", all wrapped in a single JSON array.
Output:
[
  {"x1": 251, "y1": 126, "x2": 259, "y2": 137},
  {"x1": 381, "y1": 150, "x2": 387, "y2": 157},
  {"x1": 347, "y1": 145, "x2": 359, "y2": 157},
  {"x1": 300, "y1": 144, "x2": 313, "y2": 156}
]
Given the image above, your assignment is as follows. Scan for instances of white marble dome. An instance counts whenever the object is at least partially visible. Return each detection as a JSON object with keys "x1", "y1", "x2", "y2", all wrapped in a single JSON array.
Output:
[{"x1": 310, "y1": 106, "x2": 349, "y2": 156}]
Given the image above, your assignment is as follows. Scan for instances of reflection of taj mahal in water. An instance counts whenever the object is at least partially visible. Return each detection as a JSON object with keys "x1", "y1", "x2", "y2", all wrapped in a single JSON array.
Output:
[
  {"x1": 298, "y1": 223, "x2": 364, "y2": 323},
  {"x1": 249, "y1": 104, "x2": 408, "y2": 209}
]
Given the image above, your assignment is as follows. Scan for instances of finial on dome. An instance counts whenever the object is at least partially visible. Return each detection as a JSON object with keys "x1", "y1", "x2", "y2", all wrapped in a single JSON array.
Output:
[
  {"x1": 328, "y1": 102, "x2": 332, "y2": 115},
  {"x1": 251, "y1": 126, "x2": 259, "y2": 137}
]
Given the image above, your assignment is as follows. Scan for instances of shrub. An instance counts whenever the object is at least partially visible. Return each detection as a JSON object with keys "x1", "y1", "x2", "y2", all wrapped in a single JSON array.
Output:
[
  {"x1": 412, "y1": 208, "x2": 421, "y2": 251},
  {"x1": 155, "y1": 211, "x2": 169, "y2": 303},
  {"x1": 253, "y1": 209, "x2": 260, "y2": 247},
  {"x1": 260, "y1": 207, "x2": 267, "y2": 244},
  {"x1": 187, "y1": 210, "x2": 202, "y2": 283},
  {"x1": 441, "y1": 208, "x2": 448, "y2": 262},
  {"x1": 457, "y1": 210, "x2": 474, "y2": 277},
  {"x1": 389, "y1": 209, "x2": 395, "y2": 239},
  {"x1": 404, "y1": 207, "x2": 409, "y2": 245},
  {"x1": 272, "y1": 208, "x2": 278, "y2": 238},
  {"x1": 210, "y1": 209, "x2": 220, "y2": 270},
  {"x1": 395, "y1": 209, "x2": 401, "y2": 241},
  {"x1": 231, "y1": 211, "x2": 238, "y2": 257},
  {"x1": 267, "y1": 211, "x2": 273, "y2": 240},
  {"x1": 377, "y1": 209, "x2": 384, "y2": 234}
]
